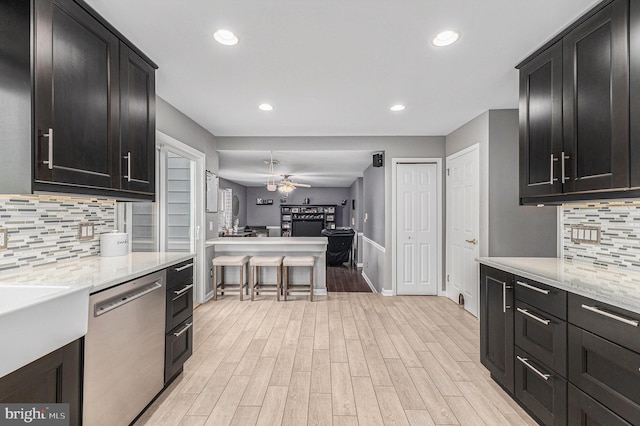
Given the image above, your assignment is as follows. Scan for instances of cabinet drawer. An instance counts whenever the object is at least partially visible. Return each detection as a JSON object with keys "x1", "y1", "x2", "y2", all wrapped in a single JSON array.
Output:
[
  {"x1": 568, "y1": 293, "x2": 640, "y2": 353},
  {"x1": 166, "y1": 259, "x2": 194, "y2": 289},
  {"x1": 165, "y1": 316, "x2": 193, "y2": 383},
  {"x1": 515, "y1": 300, "x2": 567, "y2": 377},
  {"x1": 568, "y1": 384, "x2": 631, "y2": 426},
  {"x1": 166, "y1": 282, "x2": 193, "y2": 333},
  {"x1": 568, "y1": 325, "x2": 640, "y2": 424},
  {"x1": 514, "y1": 347, "x2": 567, "y2": 426},
  {"x1": 515, "y1": 276, "x2": 566, "y2": 320}
]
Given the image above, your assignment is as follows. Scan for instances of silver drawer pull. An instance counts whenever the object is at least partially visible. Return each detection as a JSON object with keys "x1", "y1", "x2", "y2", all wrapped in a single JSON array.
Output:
[
  {"x1": 517, "y1": 356, "x2": 551, "y2": 381},
  {"x1": 517, "y1": 308, "x2": 550, "y2": 325},
  {"x1": 174, "y1": 263, "x2": 194, "y2": 272},
  {"x1": 516, "y1": 281, "x2": 550, "y2": 295},
  {"x1": 581, "y1": 304, "x2": 639, "y2": 327},
  {"x1": 174, "y1": 322, "x2": 193, "y2": 337},
  {"x1": 173, "y1": 284, "x2": 194, "y2": 300}
]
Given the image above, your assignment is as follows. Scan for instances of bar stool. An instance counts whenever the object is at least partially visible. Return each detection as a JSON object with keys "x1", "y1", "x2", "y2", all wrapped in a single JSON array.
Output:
[
  {"x1": 212, "y1": 255, "x2": 249, "y2": 301},
  {"x1": 283, "y1": 256, "x2": 315, "y2": 301},
  {"x1": 249, "y1": 256, "x2": 283, "y2": 301}
]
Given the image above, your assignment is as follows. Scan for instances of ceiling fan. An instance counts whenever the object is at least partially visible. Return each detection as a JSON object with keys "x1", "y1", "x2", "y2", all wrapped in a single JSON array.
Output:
[
  {"x1": 277, "y1": 174, "x2": 311, "y2": 193},
  {"x1": 264, "y1": 152, "x2": 311, "y2": 192}
]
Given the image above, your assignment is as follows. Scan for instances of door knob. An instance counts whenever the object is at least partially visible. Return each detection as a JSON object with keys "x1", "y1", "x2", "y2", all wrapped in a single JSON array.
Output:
[{"x1": 465, "y1": 238, "x2": 477, "y2": 245}]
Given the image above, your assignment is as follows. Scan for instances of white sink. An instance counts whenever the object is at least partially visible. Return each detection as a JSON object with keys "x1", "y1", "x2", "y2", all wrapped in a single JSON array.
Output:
[{"x1": 0, "y1": 284, "x2": 91, "y2": 378}]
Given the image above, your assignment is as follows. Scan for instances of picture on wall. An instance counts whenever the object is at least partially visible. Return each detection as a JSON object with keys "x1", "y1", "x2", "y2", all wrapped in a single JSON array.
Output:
[{"x1": 256, "y1": 198, "x2": 274, "y2": 205}]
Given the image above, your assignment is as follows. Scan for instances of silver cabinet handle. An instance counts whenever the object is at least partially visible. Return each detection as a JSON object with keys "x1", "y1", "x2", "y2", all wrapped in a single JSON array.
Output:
[
  {"x1": 517, "y1": 356, "x2": 551, "y2": 381},
  {"x1": 502, "y1": 282, "x2": 512, "y2": 313},
  {"x1": 175, "y1": 263, "x2": 194, "y2": 272},
  {"x1": 173, "y1": 284, "x2": 193, "y2": 300},
  {"x1": 549, "y1": 154, "x2": 558, "y2": 184},
  {"x1": 516, "y1": 281, "x2": 550, "y2": 295},
  {"x1": 174, "y1": 322, "x2": 193, "y2": 337},
  {"x1": 561, "y1": 151, "x2": 570, "y2": 184},
  {"x1": 42, "y1": 128, "x2": 53, "y2": 169},
  {"x1": 123, "y1": 151, "x2": 132, "y2": 182},
  {"x1": 581, "y1": 304, "x2": 639, "y2": 327},
  {"x1": 517, "y1": 307, "x2": 550, "y2": 325}
]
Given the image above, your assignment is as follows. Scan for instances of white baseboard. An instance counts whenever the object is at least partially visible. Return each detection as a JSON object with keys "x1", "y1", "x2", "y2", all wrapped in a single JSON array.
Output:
[
  {"x1": 361, "y1": 271, "x2": 377, "y2": 293},
  {"x1": 314, "y1": 288, "x2": 327, "y2": 296},
  {"x1": 381, "y1": 289, "x2": 394, "y2": 296},
  {"x1": 356, "y1": 262, "x2": 364, "y2": 268}
]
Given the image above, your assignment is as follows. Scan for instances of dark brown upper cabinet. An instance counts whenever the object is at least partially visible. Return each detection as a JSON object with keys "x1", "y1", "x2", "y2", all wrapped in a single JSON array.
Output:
[
  {"x1": 34, "y1": 0, "x2": 120, "y2": 191},
  {"x1": 32, "y1": 0, "x2": 156, "y2": 200},
  {"x1": 518, "y1": 0, "x2": 632, "y2": 204},
  {"x1": 519, "y1": 42, "x2": 563, "y2": 199},
  {"x1": 119, "y1": 43, "x2": 156, "y2": 195},
  {"x1": 562, "y1": 0, "x2": 629, "y2": 194}
]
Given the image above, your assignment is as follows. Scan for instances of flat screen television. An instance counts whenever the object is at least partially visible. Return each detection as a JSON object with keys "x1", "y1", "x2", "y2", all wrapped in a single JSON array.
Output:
[{"x1": 292, "y1": 220, "x2": 324, "y2": 237}]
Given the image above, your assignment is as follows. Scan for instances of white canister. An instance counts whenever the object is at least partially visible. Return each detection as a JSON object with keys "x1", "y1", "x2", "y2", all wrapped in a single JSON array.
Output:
[{"x1": 100, "y1": 231, "x2": 129, "y2": 257}]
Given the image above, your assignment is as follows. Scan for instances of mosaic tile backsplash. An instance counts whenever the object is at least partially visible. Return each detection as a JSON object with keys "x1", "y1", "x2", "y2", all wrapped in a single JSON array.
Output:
[
  {"x1": 562, "y1": 200, "x2": 640, "y2": 271},
  {"x1": 0, "y1": 195, "x2": 116, "y2": 272}
]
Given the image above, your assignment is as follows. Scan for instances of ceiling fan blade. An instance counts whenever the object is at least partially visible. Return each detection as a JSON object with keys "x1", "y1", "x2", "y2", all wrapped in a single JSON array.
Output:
[{"x1": 292, "y1": 182, "x2": 311, "y2": 187}]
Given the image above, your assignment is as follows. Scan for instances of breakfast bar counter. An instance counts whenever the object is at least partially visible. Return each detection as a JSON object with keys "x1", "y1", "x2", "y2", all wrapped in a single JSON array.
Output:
[{"x1": 206, "y1": 237, "x2": 329, "y2": 294}]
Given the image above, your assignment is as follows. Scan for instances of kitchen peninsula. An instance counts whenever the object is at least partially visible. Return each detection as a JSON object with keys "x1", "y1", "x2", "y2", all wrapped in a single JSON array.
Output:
[{"x1": 206, "y1": 237, "x2": 329, "y2": 294}]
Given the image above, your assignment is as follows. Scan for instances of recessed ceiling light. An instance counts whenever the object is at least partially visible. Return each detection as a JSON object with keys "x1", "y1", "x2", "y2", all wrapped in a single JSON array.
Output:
[
  {"x1": 258, "y1": 103, "x2": 274, "y2": 111},
  {"x1": 432, "y1": 30, "x2": 460, "y2": 47},
  {"x1": 213, "y1": 29, "x2": 239, "y2": 46},
  {"x1": 390, "y1": 104, "x2": 406, "y2": 112}
]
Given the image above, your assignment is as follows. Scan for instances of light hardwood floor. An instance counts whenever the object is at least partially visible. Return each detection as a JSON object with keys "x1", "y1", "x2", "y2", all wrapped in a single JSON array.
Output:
[{"x1": 135, "y1": 293, "x2": 536, "y2": 426}]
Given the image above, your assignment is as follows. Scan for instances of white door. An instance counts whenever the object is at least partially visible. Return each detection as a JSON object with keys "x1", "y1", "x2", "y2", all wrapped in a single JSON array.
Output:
[
  {"x1": 446, "y1": 146, "x2": 480, "y2": 316},
  {"x1": 396, "y1": 163, "x2": 438, "y2": 295},
  {"x1": 157, "y1": 134, "x2": 207, "y2": 304}
]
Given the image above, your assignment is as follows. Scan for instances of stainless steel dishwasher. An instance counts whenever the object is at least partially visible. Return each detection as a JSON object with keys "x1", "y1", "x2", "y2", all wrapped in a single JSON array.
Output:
[{"x1": 83, "y1": 270, "x2": 166, "y2": 426}]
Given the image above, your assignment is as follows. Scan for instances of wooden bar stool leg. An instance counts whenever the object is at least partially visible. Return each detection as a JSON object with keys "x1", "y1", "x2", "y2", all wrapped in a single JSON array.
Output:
[
  {"x1": 277, "y1": 265, "x2": 281, "y2": 302},
  {"x1": 246, "y1": 264, "x2": 250, "y2": 296},
  {"x1": 251, "y1": 265, "x2": 255, "y2": 301},
  {"x1": 213, "y1": 264, "x2": 218, "y2": 301},
  {"x1": 240, "y1": 265, "x2": 244, "y2": 301},
  {"x1": 284, "y1": 266, "x2": 288, "y2": 301},
  {"x1": 220, "y1": 266, "x2": 225, "y2": 296},
  {"x1": 310, "y1": 265, "x2": 314, "y2": 302}
]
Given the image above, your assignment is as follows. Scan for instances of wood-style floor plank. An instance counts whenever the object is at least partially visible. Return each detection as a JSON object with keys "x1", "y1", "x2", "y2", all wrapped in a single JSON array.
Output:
[{"x1": 135, "y1": 293, "x2": 534, "y2": 426}]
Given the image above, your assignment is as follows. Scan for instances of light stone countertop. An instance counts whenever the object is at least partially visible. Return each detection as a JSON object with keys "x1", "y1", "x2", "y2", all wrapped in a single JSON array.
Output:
[
  {"x1": 0, "y1": 252, "x2": 194, "y2": 294},
  {"x1": 206, "y1": 237, "x2": 328, "y2": 247},
  {"x1": 478, "y1": 257, "x2": 640, "y2": 315}
]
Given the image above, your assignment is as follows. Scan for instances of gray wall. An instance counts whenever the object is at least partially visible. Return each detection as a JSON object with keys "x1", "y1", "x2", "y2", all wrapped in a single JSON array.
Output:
[
  {"x1": 218, "y1": 177, "x2": 247, "y2": 227},
  {"x1": 245, "y1": 186, "x2": 350, "y2": 227},
  {"x1": 363, "y1": 165, "x2": 385, "y2": 246},
  {"x1": 349, "y1": 177, "x2": 363, "y2": 232},
  {"x1": 218, "y1": 136, "x2": 446, "y2": 292},
  {"x1": 444, "y1": 110, "x2": 557, "y2": 262},
  {"x1": 487, "y1": 110, "x2": 557, "y2": 256},
  {"x1": 156, "y1": 97, "x2": 219, "y2": 240}
]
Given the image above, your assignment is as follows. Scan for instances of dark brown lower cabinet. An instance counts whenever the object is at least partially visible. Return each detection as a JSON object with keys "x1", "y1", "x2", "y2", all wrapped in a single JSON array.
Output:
[
  {"x1": 165, "y1": 316, "x2": 193, "y2": 382},
  {"x1": 515, "y1": 347, "x2": 567, "y2": 425},
  {"x1": 515, "y1": 300, "x2": 567, "y2": 377},
  {"x1": 480, "y1": 265, "x2": 514, "y2": 394},
  {"x1": 568, "y1": 384, "x2": 631, "y2": 426},
  {"x1": 568, "y1": 324, "x2": 640, "y2": 425},
  {"x1": 0, "y1": 339, "x2": 81, "y2": 425}
]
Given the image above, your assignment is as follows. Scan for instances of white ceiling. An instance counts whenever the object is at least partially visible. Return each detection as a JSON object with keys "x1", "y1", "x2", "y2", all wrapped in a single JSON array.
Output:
[
  {"x1": 218, "y1": 150, "x2": 375, "y2": 187},
  {"x1": 85, "y1": 0, "x2": 599, "y2": 138}
]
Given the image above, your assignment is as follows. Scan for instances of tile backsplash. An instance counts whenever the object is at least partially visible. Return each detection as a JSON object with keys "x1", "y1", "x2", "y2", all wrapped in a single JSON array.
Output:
[
  {"x1": 562, "y1": 200, "x2": 640, "y2": 271},
  {"x1": 0, "y1": 195, "x2": 115, "y2": 272}
]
